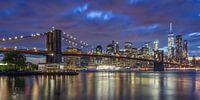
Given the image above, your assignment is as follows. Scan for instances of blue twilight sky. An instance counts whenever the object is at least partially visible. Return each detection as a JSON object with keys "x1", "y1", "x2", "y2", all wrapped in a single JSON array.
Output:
[{"x1": 0, "y1": 0, "x2": 200, "y2": 57}]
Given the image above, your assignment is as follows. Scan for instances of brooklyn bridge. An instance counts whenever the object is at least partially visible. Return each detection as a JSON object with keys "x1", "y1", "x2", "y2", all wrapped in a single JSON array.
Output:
[{"x1": 0, "y1": 28, "x2": 194, "y2": 71}]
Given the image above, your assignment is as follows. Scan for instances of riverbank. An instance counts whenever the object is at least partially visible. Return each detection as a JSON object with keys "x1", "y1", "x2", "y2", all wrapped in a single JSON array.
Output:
[
  {"x1": 0, "y1": 71, "x2": 79, "y2": 76},
  {"x1": 79, "y1": 69, "x2": 197, "y2": 73}
]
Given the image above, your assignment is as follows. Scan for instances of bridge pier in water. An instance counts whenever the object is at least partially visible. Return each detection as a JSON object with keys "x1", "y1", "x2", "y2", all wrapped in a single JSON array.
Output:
[
  {"x1": 46, "y1": 29, "x2": 62, "y2": 63},
  {"x1": 153, "y1": 50, "x2": 164, "y2": 71}
]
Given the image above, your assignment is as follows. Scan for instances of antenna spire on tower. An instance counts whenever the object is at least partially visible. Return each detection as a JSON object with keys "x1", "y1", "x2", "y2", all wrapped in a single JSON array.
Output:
[{"x1": 170, "y1": 22, "x2": 173, "y2": 33}]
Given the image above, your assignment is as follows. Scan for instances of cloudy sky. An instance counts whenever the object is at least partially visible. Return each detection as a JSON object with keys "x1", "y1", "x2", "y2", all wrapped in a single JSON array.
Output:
[{"x1": 0, "y1": 0, "x2": 200, "y2": 57}]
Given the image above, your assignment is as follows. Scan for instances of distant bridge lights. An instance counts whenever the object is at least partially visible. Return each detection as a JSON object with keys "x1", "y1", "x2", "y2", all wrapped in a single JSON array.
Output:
[
  {"x1": 2, "y1": 38, "x2": 5, "y2": 41},
  {"x1": 14, "y1": 46, "x2": 17, "y2": 50},
  {"x1": 33, "y1": 47, "x2": 38, "y2": 52},
  {"x1": 52, "y1": 26, "x2": 55, "y2": 30},
  {"x1": 62, "y1": 31, "x2": 90, "y2": 48},
  {"x1": 36, "y1": 33, "x2": 40, "y2": 36}
]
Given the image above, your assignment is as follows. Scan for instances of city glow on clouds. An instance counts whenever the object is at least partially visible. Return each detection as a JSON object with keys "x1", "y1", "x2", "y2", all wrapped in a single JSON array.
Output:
[
  {"x1": 0, "y1": 9, "x2": 13, "y2": 17},
  {"x1": 128, "y1": 0, "x2": 149, "y2": 4},
  {"x1": 146, "y1": 24, "x2": 159, "y2": 30},
  {"x1": 128, "y1": 24, "x2": 160, "y2": 32},
  {"x1": 86, "y1": 11, "x2": 114, "y2": 21},
  {"x1": 188, "y1": 32, "x2": 200, "y2": 36},
  {"x1": 73, "y1": 3, "x2": 89, "y2": 14},
  {"x1": 0, "y1": 0, "x2": 200, "y2": 56},
  {"x1": 191, "y1": 50, "x2": 200, "y2": 53}
]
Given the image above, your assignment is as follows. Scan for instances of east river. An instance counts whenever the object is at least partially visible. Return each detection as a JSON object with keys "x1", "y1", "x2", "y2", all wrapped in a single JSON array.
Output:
[{"x1": 0, "y1": 71, "x2": 200, "y2": 100}]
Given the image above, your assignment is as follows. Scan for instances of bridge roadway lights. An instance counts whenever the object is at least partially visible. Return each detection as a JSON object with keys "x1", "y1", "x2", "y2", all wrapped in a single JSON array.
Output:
[{"x1": 46, "y1": 29, "x2": 62, "y2": 63}]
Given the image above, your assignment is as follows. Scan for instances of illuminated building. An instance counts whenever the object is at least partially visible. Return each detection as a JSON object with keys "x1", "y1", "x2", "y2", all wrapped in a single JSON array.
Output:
[
  {"x1": 153, "y1": 40, "x2": 159, "y2": 51},
  {"x1": 168, "y1": 23, "x2": 175, "y2": 60},
  {"x1": 145, "y1": 42, "x2": 150, "y2": 54},
  {"x1": 192, "y1": 56, "x2": 196, "y2": 66},
  {"x1": 64, "y1": 47, "x2": 82, "y2": 69},
  {"x1": 176, "y1": 35, "x2": 182, "y2": 63},
  {"x1": 182, "y1": 40, "x2": 188, "y2": 64},
  {"x1": 96, "y1": 45, "x2": 103, "y2": 54},
  {"x1": 95, "y1": 45, "x2": 103, "y2": 64},
  {"x1": 106, "y1": 44, "x2": 114, "y2": 54},
  {"x1": 132, "y1": 47, "x2": 138, "y2": 56},
  {"x1": 124, "y1": 42, "x2": 133, "y2": 52},
  {"x1": 106, "y1": 40, "x2": 119, "y2": 55},
  {"x1": 113, "y1": 40, "x2": 119, "y2": 53},
  {"x1": 141, "y1": 47, "x2": 148, "y2": 56}
]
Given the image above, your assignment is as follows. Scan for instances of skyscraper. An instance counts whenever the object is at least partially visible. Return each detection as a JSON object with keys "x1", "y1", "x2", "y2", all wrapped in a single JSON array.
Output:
[
  {"x1": 112, "y1": 40, "x2": 119, "y2": 53},
  {"x1": 96, "y1": 45, "x2": 103, "y2": 54},
  {"x1": 182, "y1": 40, "x2": 188, "y2": 64},
  {"x1": 153, "y1": 40, "x2": 159, "y2": 51},
  {"x1": 106, "y1": 40, "x2": 119, "y2": 54},
  {"x1": 106, "y1": 44, "x2": 114, "y2": 54},
  {"x1": 145, "y1": 42, "x2": 150, "y2": 54},
  {"x1": 124, "y1": 42, "x2": 133, "y2": 52},
  {"x1": 176, "y1": 35, "x2": 182, "y2": 63},
  {"x1": 168, "y1": 23, "x2": 175, "y2": 60},
  {"x1": 95, "y1": 45, "x2": 103, "y2": 64}
]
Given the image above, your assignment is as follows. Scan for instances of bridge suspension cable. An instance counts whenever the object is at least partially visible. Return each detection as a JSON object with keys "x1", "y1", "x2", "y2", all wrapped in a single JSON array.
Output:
[
  {"x1": 0, "y1": 27, "x2": 91, "y2": 51},
  {"x1": 62, "y1": 31, "x2": 89, "y2": 48},
  {"x1": 0, "y1": 32, "x2": 46, "y2": 43}
]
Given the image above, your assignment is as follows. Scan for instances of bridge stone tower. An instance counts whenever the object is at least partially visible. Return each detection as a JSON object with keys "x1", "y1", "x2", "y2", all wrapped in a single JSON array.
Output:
[
  {"x1": 154, "y1": 50, "x2": 164, "y2": 71},
  {"x1": 46, "y1": 29, "x2": 62, "y2": 63}
]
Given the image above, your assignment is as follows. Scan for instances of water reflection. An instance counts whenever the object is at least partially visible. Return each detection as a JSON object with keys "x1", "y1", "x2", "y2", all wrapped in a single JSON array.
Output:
[{"x1": 0, "y1": 72, "x2": 200, "y2": 100}]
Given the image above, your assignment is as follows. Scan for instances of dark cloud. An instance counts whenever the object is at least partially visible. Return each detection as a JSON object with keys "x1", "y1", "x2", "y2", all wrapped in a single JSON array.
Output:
[{"x1": 0, "y1": 0, "x2": 200, "y2": 56}]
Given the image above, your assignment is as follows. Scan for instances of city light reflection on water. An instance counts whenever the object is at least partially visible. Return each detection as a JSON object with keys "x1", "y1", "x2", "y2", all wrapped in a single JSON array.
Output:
[{"x1": 0, "y1": 72, "x2": 200, "y2": 100}]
